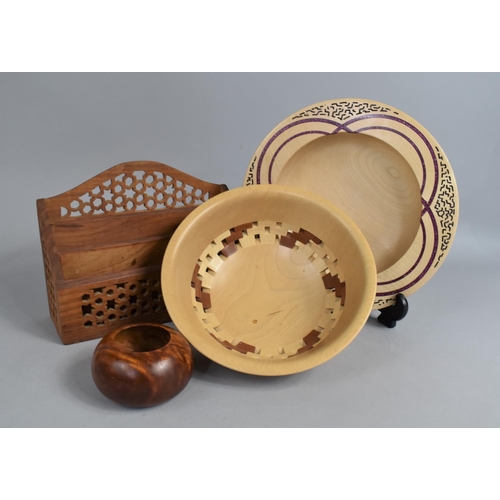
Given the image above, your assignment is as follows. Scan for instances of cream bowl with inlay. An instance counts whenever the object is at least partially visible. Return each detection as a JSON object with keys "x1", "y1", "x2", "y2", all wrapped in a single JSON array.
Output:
[{"x1": 161, "y1": 185, "x2": 377, "y2": 376}]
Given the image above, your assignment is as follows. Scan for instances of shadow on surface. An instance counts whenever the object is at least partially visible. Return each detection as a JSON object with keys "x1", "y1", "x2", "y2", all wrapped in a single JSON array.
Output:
[
  {"x1": 66, "y1": 351, "x2": 117, "y2": 410},
  {"x1": 190, "y1": 346, "x2": 313, "y2": 388},
  {"x1": 367, "y1": 310, "x2": 391, "y2": 329}
]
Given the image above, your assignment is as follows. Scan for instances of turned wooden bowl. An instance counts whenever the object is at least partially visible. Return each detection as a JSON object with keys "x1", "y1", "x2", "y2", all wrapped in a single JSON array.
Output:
[
  {"x1": 244, "y1": 98, "x2": 459, "y2": 310},
  {"x1": 161, "y1": 185, "x2": 377, "y2": 376},
  {"x1": 91, "y1": 323, "x2": 193, "y2": 407}
]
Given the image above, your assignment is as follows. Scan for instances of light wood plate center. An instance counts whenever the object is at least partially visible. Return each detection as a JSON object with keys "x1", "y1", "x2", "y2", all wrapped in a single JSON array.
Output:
[{"x1": 278, "y1": 133, "x2": 422, "y2": 272}]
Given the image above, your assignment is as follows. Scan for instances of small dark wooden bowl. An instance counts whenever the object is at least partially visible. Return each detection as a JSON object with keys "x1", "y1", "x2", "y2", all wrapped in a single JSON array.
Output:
[{"x1": 91, "y1": 323, "x2": 193, "y2": 408}]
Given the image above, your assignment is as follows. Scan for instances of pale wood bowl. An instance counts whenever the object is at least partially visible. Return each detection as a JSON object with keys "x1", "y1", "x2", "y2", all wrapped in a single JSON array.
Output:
[
  {"x1": 161, "y1": 185, "x2": 377, "y2": 376},
  {"x1": 244, "y1": 98, "x2": 459, "y2": 310}
]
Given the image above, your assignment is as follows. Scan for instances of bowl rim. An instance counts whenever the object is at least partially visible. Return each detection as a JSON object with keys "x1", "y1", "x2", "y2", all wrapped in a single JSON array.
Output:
[
  {"x1": 161, "y1": 184, "x2": 377, "y2": 376},
  {"x1": 94, "y1": 323, "x2": 190, "y2": 356}
]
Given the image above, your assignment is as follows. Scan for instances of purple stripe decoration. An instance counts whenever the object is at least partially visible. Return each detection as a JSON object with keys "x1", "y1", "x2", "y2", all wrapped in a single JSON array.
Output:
[
  {"x1": 253, "y1": 108, "x2": 443, "y2": 302},
  {"x1": 267, "y1": 130, "x2": 330, "y2": 184},
  {"x1": 257, "y1": 118, "x2": 345, "y2": 183},
  {"x1": 377, "y1": 219, "x2": 427, "y2": 287},
  {"x1": 376, "y1": 204, "x2": 440, "y2": 296},
  {"x1": 354, "y1": 125, "x2": 427, "y2": 195},
  {"x1": 337, "y1": 114, "x2": 439, "y2": 205}
]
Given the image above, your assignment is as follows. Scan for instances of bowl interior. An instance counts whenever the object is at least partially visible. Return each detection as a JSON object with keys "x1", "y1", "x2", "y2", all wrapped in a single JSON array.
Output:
[
  {"x1": 162, "y1": 185, "x2": 377, "y2": 375},
  {"x1": 114, "y1": 325, "x2": 171, "y2": 352},
  {"x1": 192, "y1": 221, "x2": 345, "y2": 359},
  {"x1": 277, "y1": 133, "x2": 422, "y2": 273}
]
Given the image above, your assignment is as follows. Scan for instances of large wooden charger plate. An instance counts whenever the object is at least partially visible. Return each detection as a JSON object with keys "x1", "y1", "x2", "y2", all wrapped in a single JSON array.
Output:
[
  {"x1": 244, "y1": 99, "x2": 459, "y2": 309},
  {"x1": 161, "y1": 185, "x2": 377, "y2": 376}
]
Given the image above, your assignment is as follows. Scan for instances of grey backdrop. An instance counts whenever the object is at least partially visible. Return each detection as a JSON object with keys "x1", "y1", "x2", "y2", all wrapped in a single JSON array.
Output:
[{"x1": 0, "y1": 73, "x2": 498, "y2": 427}]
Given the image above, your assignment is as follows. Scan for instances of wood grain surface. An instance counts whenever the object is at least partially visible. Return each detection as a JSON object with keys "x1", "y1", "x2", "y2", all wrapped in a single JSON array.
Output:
[
  {"x1": 37, "y1": 160, "x2": 227, "y2": 344},
  {"x1": 280, "y1": 133, "x2": 422, "y2": 272},
  {"x1": 91, "y1": 324, "x2": 193, "y2": 408},
  {"x1": 192, "y1": 220, "x2": 344, "y2": 360},
  {"x1": 244, "y1": 98, "x2": 459, "y2": 310},
  {"x1": 162, "y1": 185, "x2": 377, "y2": 376}
]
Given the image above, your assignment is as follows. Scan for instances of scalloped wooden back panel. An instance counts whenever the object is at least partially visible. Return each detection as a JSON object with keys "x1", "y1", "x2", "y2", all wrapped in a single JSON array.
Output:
[{"x1": 37, "y1": 160, "x2": 227, "y2": 344}]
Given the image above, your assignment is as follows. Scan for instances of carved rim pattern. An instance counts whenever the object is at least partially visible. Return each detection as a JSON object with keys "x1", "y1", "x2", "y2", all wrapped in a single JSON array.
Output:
[
  {"x1": 190, "y1": 221, "x2": 346, "y2": 359},
  {"x1": 60, "y1": 170, "x2": 210, "y2": 218},
  {"x1": 244, "y1": 99, "x2": 459, "y2": 309}
]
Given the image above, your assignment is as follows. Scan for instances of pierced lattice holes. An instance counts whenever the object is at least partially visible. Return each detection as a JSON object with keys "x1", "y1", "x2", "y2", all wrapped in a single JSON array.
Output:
[
  {"x1": 61, "y1": 170, "x2": 210, "y2": 217},
  {"x1": 81, "y1": 278, "x2": 164, "y2": 328}
]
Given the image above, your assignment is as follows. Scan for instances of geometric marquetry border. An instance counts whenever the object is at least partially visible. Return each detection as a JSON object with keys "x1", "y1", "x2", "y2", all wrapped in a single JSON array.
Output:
[{"x1": 190, "y1": 221, "x2": 346, "y2": 359}]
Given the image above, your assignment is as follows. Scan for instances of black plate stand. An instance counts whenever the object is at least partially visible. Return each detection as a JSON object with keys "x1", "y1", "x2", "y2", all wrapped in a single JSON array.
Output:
[{"x1": 377, "y1": 293, "x2": 409, "y2": 328}]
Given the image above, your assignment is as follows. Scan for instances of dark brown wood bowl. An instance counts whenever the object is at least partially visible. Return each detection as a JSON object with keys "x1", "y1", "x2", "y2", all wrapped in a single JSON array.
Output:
[{"x1": 91, "y1": 323, "x2": 193, "y2": 408}]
